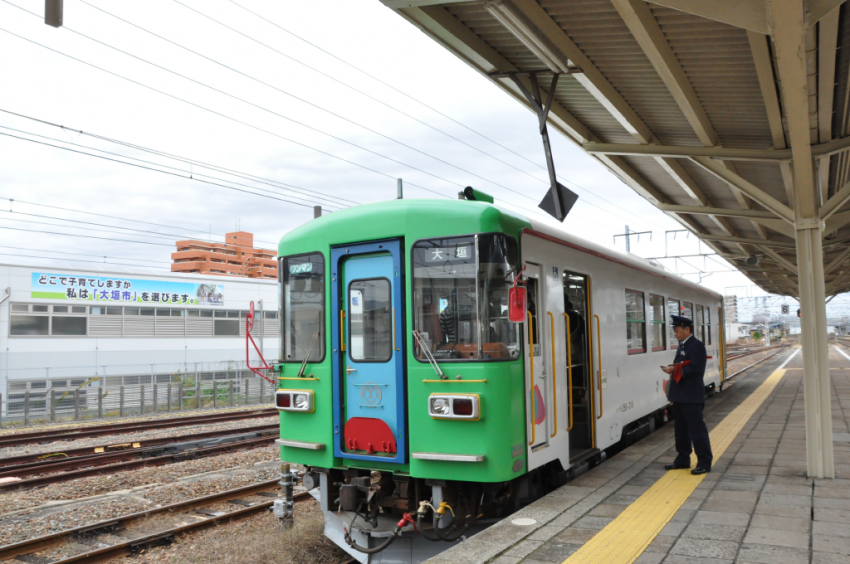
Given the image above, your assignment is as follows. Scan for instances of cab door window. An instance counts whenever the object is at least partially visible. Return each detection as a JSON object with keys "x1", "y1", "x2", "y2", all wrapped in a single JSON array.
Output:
[{"x1": 348, "y1": 278, "x2": 392, "y2": 362}]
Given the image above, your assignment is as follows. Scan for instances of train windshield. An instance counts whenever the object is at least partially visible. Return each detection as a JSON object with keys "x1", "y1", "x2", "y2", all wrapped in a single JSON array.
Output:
[
  {"x1": 281, "y1": 253, "x2": 325, "y2": 362},
  {"x1": 412, "y1": 234, "x2": 519, "y2": 361}
]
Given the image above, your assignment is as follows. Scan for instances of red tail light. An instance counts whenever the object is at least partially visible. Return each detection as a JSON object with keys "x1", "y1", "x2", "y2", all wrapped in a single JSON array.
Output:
[
  {"x1": 276, "y1": 392, "x2": 291, "y2": 409},
  {"x1": 453, "y1": 399, "x2": 473, "y2": 416}
]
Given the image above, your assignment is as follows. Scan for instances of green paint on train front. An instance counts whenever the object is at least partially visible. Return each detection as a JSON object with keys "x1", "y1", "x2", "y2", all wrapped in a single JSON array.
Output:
[{"x1": 277, "y1": 199, "x2": 532, "y2": 483}]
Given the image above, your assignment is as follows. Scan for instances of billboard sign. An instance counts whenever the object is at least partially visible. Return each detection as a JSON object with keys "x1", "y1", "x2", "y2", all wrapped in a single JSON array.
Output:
[{"x1": 31, "y1": 273, "x2": 224, "y2": 306}]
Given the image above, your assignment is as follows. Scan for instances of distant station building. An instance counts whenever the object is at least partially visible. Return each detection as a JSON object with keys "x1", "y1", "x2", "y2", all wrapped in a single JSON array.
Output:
[
  {"x1": 0, "y1": 264, "x2": 278, "y2": 417},
  {"x1": 171, "y1": 231, "x2": 277, "y2": 279}
]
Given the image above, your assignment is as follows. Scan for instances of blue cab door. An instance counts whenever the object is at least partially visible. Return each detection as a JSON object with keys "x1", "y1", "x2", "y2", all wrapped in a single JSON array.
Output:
[{"x1": 331, "y1": 240, "x2": 405, "y2": 464}]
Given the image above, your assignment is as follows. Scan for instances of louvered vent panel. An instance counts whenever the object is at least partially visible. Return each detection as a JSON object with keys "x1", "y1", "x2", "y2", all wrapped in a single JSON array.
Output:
[
  {"x1": 88, "y1": 318, "x2": 122, "y2": 337},
  {"x1": 156, "y1": 318, "x2": 185, "y2": 337},
  {"x1": 123, "y1": 318, "x2": 155, "y2": 337},
  {"x1": 187, "y1": 319, "x2": 213, "y2": 337},
  {"x1": 264, "y1": 321, "x2": 279, "y2": 337}
]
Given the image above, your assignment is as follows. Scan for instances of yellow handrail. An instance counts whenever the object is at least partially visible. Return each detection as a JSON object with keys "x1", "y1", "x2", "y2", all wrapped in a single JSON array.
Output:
[
  {"x1": 563, "y1": 313, "x2": 573, "y2": 432},
  {"x1": 528, "y1": 310, "x2": 535, "y2": 447},
  {"x1": 340, "y1": 309, "x2": 346, "y2": 352},
  {"x1": 548, "y1": 311, "x2": 557, "y2": 438},
  {"x1": 595, "y1": 314, "x2": 603, "y2": 419}
]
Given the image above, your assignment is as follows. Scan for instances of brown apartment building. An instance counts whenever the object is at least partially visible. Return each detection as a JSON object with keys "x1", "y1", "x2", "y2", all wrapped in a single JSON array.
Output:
[{"x1": 171, "y1": 231, "x2": 277, "y2": 279}]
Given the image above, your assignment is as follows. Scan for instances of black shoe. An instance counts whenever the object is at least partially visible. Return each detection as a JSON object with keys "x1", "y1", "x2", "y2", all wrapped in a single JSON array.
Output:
[
  {"x1": 691, "y1": 467, "x2": 710, "y2": 475},
  {"x1": 664, "y1": 463, "x2": 690, "y2": 470}
]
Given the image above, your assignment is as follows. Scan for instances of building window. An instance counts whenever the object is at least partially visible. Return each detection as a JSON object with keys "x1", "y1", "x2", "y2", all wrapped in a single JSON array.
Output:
[
  {"x1": 649, "y1": 294, "x2": 666, "y2": 351},
  {"x1": 52, "y1": 316, "x2": 87, "y2": 336},
  {"x1": 11, "y1": 315, "x2": 49, "y2": 335},
  {"x1": 625, "y1": 289, "x2": 646, "y2": 354},
  {"x1": 214, "y1": 319, "x2": 240, "y2": 336}
]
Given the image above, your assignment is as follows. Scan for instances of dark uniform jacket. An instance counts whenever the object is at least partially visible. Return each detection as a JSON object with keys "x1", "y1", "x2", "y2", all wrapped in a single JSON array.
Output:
[{"x1": 667, "y1": 336, "x2": 707, "y2": 403}]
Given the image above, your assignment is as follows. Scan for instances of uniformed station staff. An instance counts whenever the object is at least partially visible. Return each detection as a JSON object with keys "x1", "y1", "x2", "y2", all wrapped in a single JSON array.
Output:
[{"x1": 661, "y1": 315, "x2": 713, "y2": 475}]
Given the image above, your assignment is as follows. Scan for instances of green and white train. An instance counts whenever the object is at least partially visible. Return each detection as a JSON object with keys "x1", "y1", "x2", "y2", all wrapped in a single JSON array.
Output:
[{"x1": 272, "y1": 194, "x2": 726, "y2": 562}]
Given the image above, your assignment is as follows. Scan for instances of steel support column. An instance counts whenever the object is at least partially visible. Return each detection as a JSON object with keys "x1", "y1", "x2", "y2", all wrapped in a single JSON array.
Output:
[
  {"x1": 769, "y1": 0, "x2": 834, "y2": 478},
  {"x1": 795, "y1": 224, "x2": 834, "y2": 478}
]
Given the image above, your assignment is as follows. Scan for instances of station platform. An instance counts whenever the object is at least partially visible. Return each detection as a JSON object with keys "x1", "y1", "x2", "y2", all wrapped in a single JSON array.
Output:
[{"x1": 426, "y1": 345, "x2": 850, "y2": 564}]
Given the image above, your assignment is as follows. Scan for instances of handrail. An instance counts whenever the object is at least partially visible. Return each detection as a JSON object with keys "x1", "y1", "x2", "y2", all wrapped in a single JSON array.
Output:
[
  {"x1": 548, "y1": 311, "x2": 557, "y2": 438},
  {"x1": 527, "y1": 310, "x2": 535, "y2": 447},
  {"x1": 595, "y1": 314, "x2": 603, "y2": 420},
  {"x1": 340, "y1": 309, "x2": 347, "y2": 352},
  {"x1": 563, "y1": 313, "x2": 573, "y2": 432},
  {"x1": 392, "y1": 307, "x2": 397, "y2": 352}
]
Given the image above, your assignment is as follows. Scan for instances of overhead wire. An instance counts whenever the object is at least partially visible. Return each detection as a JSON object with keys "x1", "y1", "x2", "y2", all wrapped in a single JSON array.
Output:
[
  {"x1": 221, "y1": 0, "x2": 661, "y2": 231},
  {"x1": 0, "y1": 3, "x2": 623, "y2": 237},
  {"x1": 0, "y1": 251, "x2": 173, "y2": 270},
  {"x1": 0, "y1": 130, "x2": 353, "y2": 213},
  {"x1": 76, "y1": 0, "x2": 551, "y2": 206},
  {"x1": 0, "y1": 243, "x2": 172, "y2": 264},
  {"x1": 0, "y1": 121, "x2": 348, "y2": 210},
  {"x1": 0, "y1": 24, "x2": 451, "y2": 200},
  {"x1": 0, "y1": 195, "x2": 279, "y2": 247}
]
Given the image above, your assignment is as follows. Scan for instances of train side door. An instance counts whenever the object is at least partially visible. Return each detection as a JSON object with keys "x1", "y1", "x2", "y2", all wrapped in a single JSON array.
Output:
[
  {"x1": 330, "y1": 240, "x2": 406, "y2": 464},
  {"x1": 563, "y1": 271, "x2": 595, "y2": 459},
  {"x1": 523, "y1": 263, "x2": 553, "y2": 458}
]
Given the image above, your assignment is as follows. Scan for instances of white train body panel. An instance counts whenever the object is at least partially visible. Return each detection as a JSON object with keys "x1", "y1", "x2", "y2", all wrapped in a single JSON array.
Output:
[{"x1": 520, "y1": 221, "x2": 723, "y2": 471}]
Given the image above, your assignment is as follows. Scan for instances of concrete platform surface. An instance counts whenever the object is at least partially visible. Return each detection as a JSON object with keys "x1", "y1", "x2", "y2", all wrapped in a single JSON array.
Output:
[{"x1": 426, "y1": 345, "x2": 850, "y2": 564}]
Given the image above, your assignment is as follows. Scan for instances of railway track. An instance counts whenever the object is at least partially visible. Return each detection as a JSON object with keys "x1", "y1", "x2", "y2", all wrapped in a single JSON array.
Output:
[
  {"x1": 726, "y1": 344, "x2": 789, "y2": 381},
  {"x1": 0, "y1": 408, "x2": 277, "y2": 449},
  {"x1": 0, "y1": 430, "x2": 278, "y2": 492},
  {"x1": 0, "y1": 423, "x2": 278, "y2": 471},
  {"x1": 726, "y1": 344, "x2": 784, "y2": 362},
  {"x1": 0, "y1": 479, "x2": 309, "y2": 563}
]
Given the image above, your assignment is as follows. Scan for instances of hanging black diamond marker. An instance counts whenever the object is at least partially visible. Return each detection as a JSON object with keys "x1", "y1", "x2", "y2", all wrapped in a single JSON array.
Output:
[{"x1": 539, "y1": 182, "x2": 578, "y2": 223}]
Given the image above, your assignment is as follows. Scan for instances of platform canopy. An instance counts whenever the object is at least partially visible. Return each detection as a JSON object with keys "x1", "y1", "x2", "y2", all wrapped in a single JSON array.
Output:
[
  {"x1": 381, "y1": 0, "x2": 843, "y2": 477},
  {"x1": 381, "y1": 0, "x2": 850, "y2": 298}
]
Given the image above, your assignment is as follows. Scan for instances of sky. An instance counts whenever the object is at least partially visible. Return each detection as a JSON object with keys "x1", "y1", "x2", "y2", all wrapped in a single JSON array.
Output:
[{"x1": 1, "y1": 0, "x2": 848, "y2": 320}]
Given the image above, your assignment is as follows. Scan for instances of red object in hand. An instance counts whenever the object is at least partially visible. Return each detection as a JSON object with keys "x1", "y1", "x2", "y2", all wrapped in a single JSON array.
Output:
[{"x1": 672, "y1": 360, "x2": 691, "y2": 383}]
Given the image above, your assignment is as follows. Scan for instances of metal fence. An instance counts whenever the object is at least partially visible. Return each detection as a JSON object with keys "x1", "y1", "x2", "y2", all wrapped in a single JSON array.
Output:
[{"x1": 0, "y1": 376, "x2": 274, "y2": 428}]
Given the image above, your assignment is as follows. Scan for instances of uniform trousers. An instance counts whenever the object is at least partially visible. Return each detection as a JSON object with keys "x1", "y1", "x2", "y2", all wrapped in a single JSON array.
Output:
[{"x1": 671, "y1": 402, "x2": 713, "y2": 469}]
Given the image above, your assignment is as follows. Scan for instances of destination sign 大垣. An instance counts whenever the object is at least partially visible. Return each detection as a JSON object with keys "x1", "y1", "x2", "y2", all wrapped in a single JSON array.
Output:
[{"x1": 423, "y1": 246, "x2": 473, "y2": 263}]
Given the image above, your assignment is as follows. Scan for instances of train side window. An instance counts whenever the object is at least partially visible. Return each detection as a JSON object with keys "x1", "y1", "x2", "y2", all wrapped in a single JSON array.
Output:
[
  {"x1": 695, "y1": 305, "x2": 705, "y2": 342},
  {"x1": 706, "y1": 308, "x2": 712, "y2": 345},
  {"x1": 281, "y1": 253, "x2": 325, "y2": 363},
  {"x1": 667, "y1": 298, "x2": 680, "y2": 349},
  {"x1": 625, "y1": 289, "x2": 646, "y2": 354},
  {"x1": 649, "y1": 294, "x2": 666, "y2": 351},
  {"x1": 682, "y1": 301, "x2": 693, "y2": 320}
]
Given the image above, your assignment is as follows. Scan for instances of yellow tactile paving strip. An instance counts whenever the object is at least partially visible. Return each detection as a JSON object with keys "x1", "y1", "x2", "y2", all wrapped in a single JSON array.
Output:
[{"x1": 562, "y1": 367, "x2": 788, "y2": 564}]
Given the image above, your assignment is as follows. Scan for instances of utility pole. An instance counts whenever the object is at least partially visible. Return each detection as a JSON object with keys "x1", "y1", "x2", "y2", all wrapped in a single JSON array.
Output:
[{"x1": 613, "y1": 226, "x2": 651, "y2": 254}]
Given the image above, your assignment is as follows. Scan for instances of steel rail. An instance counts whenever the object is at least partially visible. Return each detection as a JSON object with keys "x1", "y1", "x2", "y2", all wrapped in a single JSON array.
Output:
[
  {"x1": 0, "y1": 433, "x2": 277, "y2": 492},
  {"x1": 726, "y1": 345, "x2": 789, "y2": 380},
  {"x1": 0, "y1": 408, "x2": 277, "y2": 448},
  {"x1": 0, "y1": 423, "x2": 278, "y2": 471},
  {"x1": 0, "y1": 479, "x2": 310, "y2": 562}
]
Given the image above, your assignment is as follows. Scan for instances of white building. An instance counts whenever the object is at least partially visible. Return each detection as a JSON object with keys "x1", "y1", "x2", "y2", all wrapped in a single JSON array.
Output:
[
  {"x1": 0, "y1": 264, "x2": 278, "y2": 416},
  {"x1": 725, "y1": 322, "x2": 750, "y2": 343}
]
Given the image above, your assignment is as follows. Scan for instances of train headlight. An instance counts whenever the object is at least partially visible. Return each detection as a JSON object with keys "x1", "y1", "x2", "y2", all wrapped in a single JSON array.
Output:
[
  {"x1": 275, "y1": 390, "x2": 314, "y2": 413},
  {"x1": 430, "y1": 397, "x2": 451, "y2": 416},
  {"x1": 294, "y1": 394, "x2": 310, "y2": 410},
  {"x1": 429, "y1": 394, "x2": 480, "y2": 420}
]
